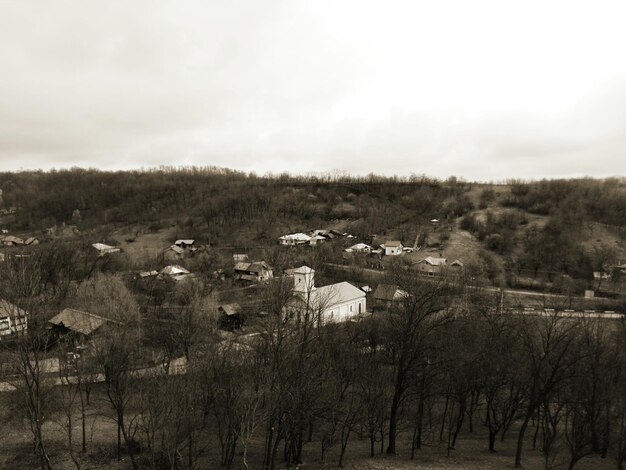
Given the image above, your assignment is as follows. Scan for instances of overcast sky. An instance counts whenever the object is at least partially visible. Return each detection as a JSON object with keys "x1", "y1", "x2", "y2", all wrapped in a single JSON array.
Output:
[{"x1": 1, "y1": 1, "x2": 625, "y2": 180}]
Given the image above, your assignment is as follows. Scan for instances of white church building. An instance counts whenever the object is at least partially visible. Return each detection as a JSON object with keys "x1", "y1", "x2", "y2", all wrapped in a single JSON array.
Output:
[{"x1": 289, "y1": 266, "x2": 366, "y2": 323}]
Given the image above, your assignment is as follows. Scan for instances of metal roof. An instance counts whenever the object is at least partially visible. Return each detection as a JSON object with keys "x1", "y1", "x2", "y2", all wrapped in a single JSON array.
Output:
[
  {"x1": 48, "y1": 308, "x2": 115, "y2": 336},
  {"x1": 310, "y1": 282, "x2": 365, "y2": 308},
  {"x1": 159, "y1": 265, "x2": 190, "y2": 275},
  {"x1": 279, "y1": 233, "x2": 312, "y2": 241}
]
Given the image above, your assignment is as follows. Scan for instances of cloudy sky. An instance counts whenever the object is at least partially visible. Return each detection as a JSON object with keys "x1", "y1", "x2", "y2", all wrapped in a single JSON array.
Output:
[{"x1": 1, "y1": 1, "x2": 625, "y2": 180}]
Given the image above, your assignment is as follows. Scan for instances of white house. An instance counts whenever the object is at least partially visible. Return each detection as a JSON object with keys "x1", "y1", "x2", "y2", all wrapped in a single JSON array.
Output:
[
  {"x1": 345, "y1": 243, "x2": 372, "y2": 254},
  {"x1": 309, "y1": 235, "x2": 326, "y2": 246},
  {"x1": 279, "y1": 233, "x2": 312, "y2": 246},
  {"x1": 382, "y1": 240, "x2": 403, "y2": 256},
  {"x1": 159, "y1": 265, "x2": 191, "y2": 281},
  {"x1": 0, "y1": 299, "x2": 28, "y2": 337},
  {"x1": 289, "y1": 266, "x2": 366, "y2": 323},
  {"x1": 92, "y1": 243, "x2": 120, "y2": 256}
]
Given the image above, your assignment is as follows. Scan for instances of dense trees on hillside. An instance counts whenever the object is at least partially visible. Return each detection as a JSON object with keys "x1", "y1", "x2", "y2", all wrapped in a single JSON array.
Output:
[
  {"x1": 505, "y1": 178, "x2": 626, "y2": 228},
  {"x1": 0, "y1": 168, "x2": 469, "y2": 236}
]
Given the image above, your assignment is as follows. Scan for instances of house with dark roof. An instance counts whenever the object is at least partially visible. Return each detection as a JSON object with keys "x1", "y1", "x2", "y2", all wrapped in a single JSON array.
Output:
[
  {"x1": 174, "y1": 239, "x2": 196, "y2": 249},
  {"x1": 373, "y1": 284, "x2": 408, "y2": 309},
  {"x1": 234, "y1": 261, "x2": 273, "y2": 283},
  {"x1": 219, "y1": 303, "x2": 244, "y2": 330},
  {"x1": 48, "y1": 308, "x2": 119, "y2": 344},
  {"x1": 164, "y1": 244, "x2": 186, "y2": 262}
]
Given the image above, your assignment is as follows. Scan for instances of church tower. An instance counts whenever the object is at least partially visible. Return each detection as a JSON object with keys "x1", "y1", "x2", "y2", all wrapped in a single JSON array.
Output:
[{"x1": 293, "y1": 265, "x2": 315, "y2": 294}]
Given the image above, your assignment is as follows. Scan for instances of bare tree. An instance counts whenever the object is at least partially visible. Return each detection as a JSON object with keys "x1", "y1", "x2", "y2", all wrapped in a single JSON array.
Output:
[
  {"x1": 0, "y1": 246, "x2": 82, "y2": 470},
  {"x1": 514, "y1": 314, "x2": 583, "y2": 468},
  {"x1": 384, "y1": 268, "x2": 456, "y2": 455}
]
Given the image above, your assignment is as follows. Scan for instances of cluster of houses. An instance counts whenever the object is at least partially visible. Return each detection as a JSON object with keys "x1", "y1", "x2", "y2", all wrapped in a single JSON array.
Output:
[
  {"x1": 344, "y1": 240, "x2": 410, "y2": 256},
  {"x1": 344, "y1": 239, "x2": 464, "y2": 276},
  {"x1": 220, "y1": 264, "x2": 368, "y2": 330},
  {"x1": 279, "y1": 229, "x2": 355, "y2": 246}
]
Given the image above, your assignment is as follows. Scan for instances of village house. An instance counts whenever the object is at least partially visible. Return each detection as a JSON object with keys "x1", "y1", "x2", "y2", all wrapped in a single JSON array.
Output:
[
  {"x1": 159, "y1": 265, "x2": 191, "y2": 281},
  {"x1": 92, "y1": 242, "x2": 120, "y2": 256},
  {"x1": 234, "y1": 261, "x2": 274, "y2": 282},
  {"x1": 279, "y1": 232, "x2": 312, "y2": 245},
  {"x1": 344, "y1": 243, "x2": 372, "y2": 254},
  {"x1": 174, "y1": 239, "x2": 196, "y2": 251},
  {"x1": 414, "y1": 256, "x2": 464, "y2": 276},
  {"x1": 612, "y1": 264, "x2": 626, "y2": 276},
  {"x1": 312, "y1": 229, "x2": 329, "y2": 237},
  {"x1": 139, "y1": 270, "x2": 158, "y2": 278},
  {"x1": 593, "y1": 271, "x2": 611, "y2": 281},
  {"x1": 2, "y1": 235, "x2": 24, "y2": 246},
  {"x1": 382, "y1": 240, "x2": 403, "y2": 256},
  {"x1": 0, "y1": 299, "x2": 28, "y2": 337},
  {"x1": 24, "y1": 237, "x2": 39, "y2": 246},
  {"x1": 287, "y1": 266, "x2": 366, "y2": 323},
  {"x1": 48, "y1": 308, "x2": 119, "y2": 346},
  {"x1": 163, "y1": 244, "x2": 185, "y2": 262},
  {"x1": 219, "y1": 303, "x2": 244, "y2": 330},
  {"x1": 309, "y1": 234, "x2": 326, "y2": 245},
  {"x1": 233, "y1": 253, "x2": 249, "y2": 263},
  {"x1": 373, "y1": 284, "x2": 408, "y2": 310}
]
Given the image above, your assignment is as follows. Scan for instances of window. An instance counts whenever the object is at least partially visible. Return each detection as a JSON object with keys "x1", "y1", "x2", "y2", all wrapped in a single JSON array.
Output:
[{"x1": 350, "y1": 305, "x2": 353, "y2": 312}]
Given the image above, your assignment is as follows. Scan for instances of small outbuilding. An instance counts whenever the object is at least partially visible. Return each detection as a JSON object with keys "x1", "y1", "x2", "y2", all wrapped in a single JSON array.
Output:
[
  {"x1": 92, "y1": 243, "x2": 120, "y2": 256},
  {"x1": 219, "y1": 303, "x2": 244, "y2": 331}
]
